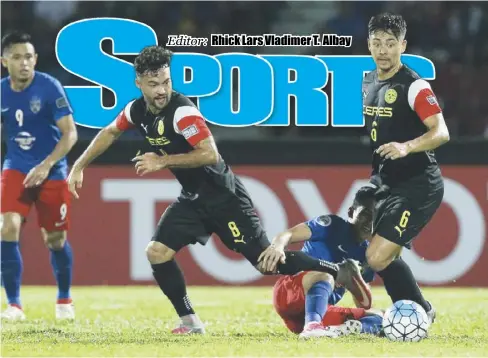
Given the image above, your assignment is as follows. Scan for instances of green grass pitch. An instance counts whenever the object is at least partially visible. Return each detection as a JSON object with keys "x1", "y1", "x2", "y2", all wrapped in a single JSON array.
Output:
[{"x1": 2, "y1": 286, "x2": 487, "y2": 357}]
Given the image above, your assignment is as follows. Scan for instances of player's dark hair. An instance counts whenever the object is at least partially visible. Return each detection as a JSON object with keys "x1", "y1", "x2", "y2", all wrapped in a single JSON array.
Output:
[
  {"x1": 1, "y1": 31, "x2": 33, "y2": 53},
  {"x1": 353, "y1": 186, "x2": 376, "y2": 211},
  {"x1": 368, "y1": 13, "x2": 407, "y2": 40},
  {"x1": 134, "y1": 46, "x2": 173, "y2": 77}
]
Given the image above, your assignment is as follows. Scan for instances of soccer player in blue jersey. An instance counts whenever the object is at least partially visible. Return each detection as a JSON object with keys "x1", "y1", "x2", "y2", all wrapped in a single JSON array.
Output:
[
  {"x1": 1, "y1": 32, "x2": 78, "y2": 321},
  {"x1": 260, "y1": 186, "x2": 384, "y2": 339}
]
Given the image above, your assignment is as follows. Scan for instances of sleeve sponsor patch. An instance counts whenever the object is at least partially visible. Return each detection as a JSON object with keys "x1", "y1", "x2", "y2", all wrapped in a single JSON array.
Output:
[
  {"x1": 182, "y1": 124, "x2": 199, "y2": 139},
  {"x1": 56, "y1": 97, "x2": 69, "y2": 109},
  {"x1": 426, "y1": 95, "x2": 438, "y2": 105},
  {"x1": 315, "y1": 215, "x2": 332, "y2": 227}
]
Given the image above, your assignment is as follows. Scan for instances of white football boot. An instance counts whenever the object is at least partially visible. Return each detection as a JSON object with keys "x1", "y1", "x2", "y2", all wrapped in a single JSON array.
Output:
[
  {"x1": 56, "y1": 302, "x2": 75, "y2": 320},
  {"x1": 1, "y1": 305, "x2": 26, "y2": 321},
  {"x1": 299, "y1": 322, "x2": 343, "y2": 339},
  {"x1": 335, "y1": 319, "x2": 363, "y2": 336}
]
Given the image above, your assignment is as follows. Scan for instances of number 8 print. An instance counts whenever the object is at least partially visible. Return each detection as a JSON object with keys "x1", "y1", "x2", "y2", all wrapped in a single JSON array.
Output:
[{"x1": 228, "y1": 221, "x2": 241, "y2": 237}]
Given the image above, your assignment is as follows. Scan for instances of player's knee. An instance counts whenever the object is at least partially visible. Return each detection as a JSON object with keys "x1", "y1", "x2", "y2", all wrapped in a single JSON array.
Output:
[
  {"x1": 0, "y1": 215, "x2": 22, "y2": 242},
  {"x1": 366, "y1": 248, "x2": 389, "y2": 272},
  {"x1": 43, "y1": 230, "x2": 67, "y2": 250},
  {"x1": 145, "y1": 241, "x2": 175, "y2": 264},
  {"x1": 302, "y1": 271, "x2": 334, "y2": 292}
]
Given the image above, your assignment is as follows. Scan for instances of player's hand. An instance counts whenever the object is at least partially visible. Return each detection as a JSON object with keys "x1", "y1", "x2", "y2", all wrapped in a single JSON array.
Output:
[
  {"x1": 23, "y1": 162, "x2": 52, "y2": 188},
  {"x1": 258, "y1": 244, "x2": 286, "y2": 273},
  {"x1": 132, "y1": 152, "x2": 166, "y2": 176},
  {"x1": 67, "y1": 168, "x2": 83, "y2": 199},
  {"x1": 376, "y1": 142, "x2": 410, "y2": 160}
]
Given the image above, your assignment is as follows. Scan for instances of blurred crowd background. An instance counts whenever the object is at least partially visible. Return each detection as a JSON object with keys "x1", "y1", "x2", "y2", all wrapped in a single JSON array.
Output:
[{"x1": 2, "y1": 1, "x2": 487, "y2": 141}]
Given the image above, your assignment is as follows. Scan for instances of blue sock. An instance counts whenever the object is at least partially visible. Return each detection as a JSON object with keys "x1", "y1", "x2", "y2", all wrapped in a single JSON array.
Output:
[
  {"x1": 1, "y1": 241, "x2": 23, "y2": 306},
  {"x1": 359, "y1": 315, "x2": 383, "y2": 335},
  {"x1": 305, "y1": 281, "x2": 332, "y2": 325},
  {"x1": 50, "y1": 240, "x2": 73, "y2": 300}
]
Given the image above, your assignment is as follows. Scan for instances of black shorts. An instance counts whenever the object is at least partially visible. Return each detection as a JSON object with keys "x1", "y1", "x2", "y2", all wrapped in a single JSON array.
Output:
[
  {"x1": 152, "y1": 179, "x2": 270, "y2": 266},
  {"x1": 373, "y1": 176, "x2": 444, "y2": 248}
]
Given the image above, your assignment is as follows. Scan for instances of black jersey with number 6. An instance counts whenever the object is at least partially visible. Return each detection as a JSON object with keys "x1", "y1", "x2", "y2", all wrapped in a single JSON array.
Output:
[{"x1": 362, "y1": 66, "x2": 443, "y2": 187}]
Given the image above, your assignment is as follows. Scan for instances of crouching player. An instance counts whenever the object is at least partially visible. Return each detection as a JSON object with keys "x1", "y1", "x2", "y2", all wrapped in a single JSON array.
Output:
[
  {"x1": 273, "y1": 273, "x2": 384, "y2": 339},
  {"x1": 260, "y1": 186, "x2": 383, "y2": 338}
]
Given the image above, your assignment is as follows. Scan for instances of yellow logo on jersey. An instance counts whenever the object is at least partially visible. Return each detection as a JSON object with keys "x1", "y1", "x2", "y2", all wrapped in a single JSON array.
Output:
[
  {"x1": 363, "y1": 106, "x2": 393, "y2": 117},
  {"x1": 146, "y1": 136, "x2": 171, "y2": 146},
  {"x1": 157, "y1": 120, "x2": 165, "y2": 136},
  {"x1": 385, "y1": 89, "x2": 397, "y2": 104}
]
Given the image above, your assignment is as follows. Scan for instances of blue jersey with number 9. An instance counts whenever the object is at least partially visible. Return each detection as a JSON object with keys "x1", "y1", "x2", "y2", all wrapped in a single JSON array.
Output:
[{"x1": 1, "y1": 71, "x2": 73, "y2": 180}]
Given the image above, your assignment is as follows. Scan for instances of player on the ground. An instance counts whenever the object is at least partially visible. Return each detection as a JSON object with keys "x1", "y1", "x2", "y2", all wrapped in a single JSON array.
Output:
[
  {"x1": 1, "y1": 32, "x2": 78, "y2": 321},
  {"x1": 67, "y1": 45, "x2": 371, "y2": 334},
  {"x1": 262, "y1": 186, "x2": 382, "y2": 339},
  {"x1": 362, "y1": 13, "x2": 450, "y2": 324}
]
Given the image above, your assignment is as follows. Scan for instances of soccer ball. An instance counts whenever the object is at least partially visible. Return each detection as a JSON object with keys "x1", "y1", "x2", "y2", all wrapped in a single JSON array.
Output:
[{"x1": 382, "y1": 300, "x2": 429, "y2": 342}]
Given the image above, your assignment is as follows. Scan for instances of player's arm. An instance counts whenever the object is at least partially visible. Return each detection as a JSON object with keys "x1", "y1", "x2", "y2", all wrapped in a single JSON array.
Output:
[
  {"x1": 23, "y1": 114, "x2": 78, "y2": 187},
  {"x1": 133, "y1": 106, "x2": 218, "y2": 176},
  {"x1": 404, "y1": 113, "x2": 450, "y2": 153},
  {"x1": 164, "y1": 136, "x2": 219, "y2": 169},
  {"x1": 258, "y1": 216, "x2": 330, "y2": 272},
  {"x1": 72, "y1": 101, "x2": 134, "y2": 171},
  {"x1": 44, "y1": 115, "x2": 78, "y2": 167},
  {"x1": 404, "y1": 79, "x2": 450, "y2": 153},
  {"x1": 68, "y1": 103, "x2": 133, "y2": 198},
  {"x1": 23, "y1": 78, "x2": 78, "y2": 187},
  {"x1": 270, "y1": 215, "x2": 331, "y2": 249},
  {"x1": 133, "y1": 136, "x2": 219, "y2": 176},
  {"x1": 269, "y1": 223, "x2": 313, "y2": 250},
  {"x1": 163, "y1": 106, "x2": 218, "y2": 169},
  {"x1": 257, "y1": 223, "x2": 311, "y2": 273},
  {"x1": 71, "y1": 119, "x2": 125, "y2": 171},
  {"x1": 377, "y1": 80, "x2": 449, "y2": 160}
]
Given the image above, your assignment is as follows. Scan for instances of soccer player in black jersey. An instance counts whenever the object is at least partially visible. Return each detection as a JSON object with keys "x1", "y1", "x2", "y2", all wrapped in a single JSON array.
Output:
[
  {"x1": 67, "y1": 46, "x2": 371, "y2": 334},
  {"x1": 362, "y1": 13, "x2": 450, "y2": 324}
]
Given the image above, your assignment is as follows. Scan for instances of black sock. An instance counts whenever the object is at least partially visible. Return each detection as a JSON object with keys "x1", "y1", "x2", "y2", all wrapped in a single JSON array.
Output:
[
  {"x1": 152, "y1": 260, "x2": 195, "y2": 317},
  {"x1": 276, "y1": 251, "x2": 338, "y2": 279},
  {"x1": 377, "y1": 257, "x2": 430, "y2": 312}
]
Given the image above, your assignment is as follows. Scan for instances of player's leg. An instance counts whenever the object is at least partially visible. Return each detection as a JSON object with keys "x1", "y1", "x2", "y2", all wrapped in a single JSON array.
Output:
[
  {"x1": 367, "y1": 235, "x2": 432, "y2": 313},
  {"x1": 322, "y1": 306, "x2": 383, "y2": 336},
  {"x1": 210, "y1": 184, "x2": 338, "y2": 277},
  {"x1": 1, "y1": 169, "x2": 32, "y2": 320},
  {"x1": 272, "y1": 274, "x2": 306, "y2": 334},
  {"x1": 210, "y1": 188, "x2": 371, "y2": 305},
  {"x1": 366, "y1": 186, "x2": 443, "y2": 321},
  {"x1": 1, "y1": 213, "x2": 25, "y2": 321},
  {"x1": 149, "y1": 199, "x2": 210, "y2": 334},
  {"x1": 272, "y1": 270, "x2": 339, "y2": 339},
  {"x1": 299, "y1": 271, "x2": 336, "y2": 338},
  {"x1": 35, "y1": 179, "x2": 74, "y2": 320}
]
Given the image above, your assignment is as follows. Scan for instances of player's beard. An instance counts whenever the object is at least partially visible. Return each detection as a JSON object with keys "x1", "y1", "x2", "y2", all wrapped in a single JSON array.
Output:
[
  {"x1": 147, "y1": 95, "x2": 169, "y2": 113},
  {"x1": 155, "y1": 92, "x2": 172, "y2": 109}
]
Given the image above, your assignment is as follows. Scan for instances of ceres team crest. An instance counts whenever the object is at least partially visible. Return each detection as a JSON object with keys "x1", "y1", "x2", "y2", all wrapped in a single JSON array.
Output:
[
  {"x1": 384, "y1": 89, "x2": 397, "y2": 104},
  {"x1": 157, "y1": 119, "x2": 165, "y2": 136}
]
